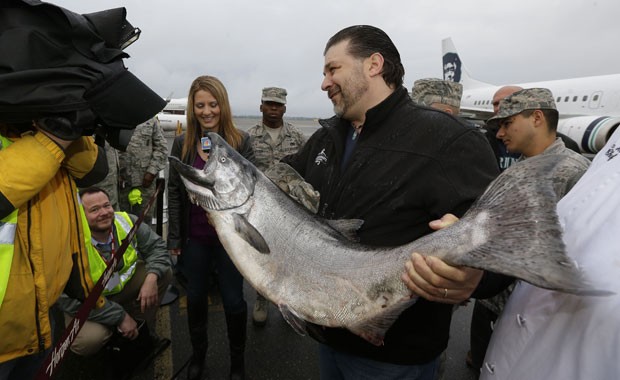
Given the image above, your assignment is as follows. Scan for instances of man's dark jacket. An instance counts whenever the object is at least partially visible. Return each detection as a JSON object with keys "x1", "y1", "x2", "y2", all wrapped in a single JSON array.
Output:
[{"x1": 283, "y1": 87, "x2": 500, "y2": 365}]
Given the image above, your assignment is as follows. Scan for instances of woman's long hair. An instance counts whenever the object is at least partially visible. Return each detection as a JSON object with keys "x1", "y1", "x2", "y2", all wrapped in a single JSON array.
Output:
[{"x1": 181, "y1": 75, "x2": 243, "y2": 160}]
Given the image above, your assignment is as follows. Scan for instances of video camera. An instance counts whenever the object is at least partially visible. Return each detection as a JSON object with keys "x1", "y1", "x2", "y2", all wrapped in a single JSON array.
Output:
[{"x1": 0, "y1": 0, "x2": 165, "y2": 151}]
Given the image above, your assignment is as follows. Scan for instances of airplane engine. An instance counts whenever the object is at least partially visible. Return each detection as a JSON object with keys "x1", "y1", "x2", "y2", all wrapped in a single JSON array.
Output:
[{"x1": 558, "y1": 116, "x2": 620, "y2": 154}]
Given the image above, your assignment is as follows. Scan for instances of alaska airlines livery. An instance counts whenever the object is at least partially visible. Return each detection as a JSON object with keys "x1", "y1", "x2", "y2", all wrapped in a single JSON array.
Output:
[{"x1": 443, "y1": 38, "x2": 620, "y2": 153}]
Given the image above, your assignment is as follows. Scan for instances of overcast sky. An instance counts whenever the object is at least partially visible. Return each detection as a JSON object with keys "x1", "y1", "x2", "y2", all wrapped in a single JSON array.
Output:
[{"x1": 51, "y1": 0, "x2": 620, "y2": 118}]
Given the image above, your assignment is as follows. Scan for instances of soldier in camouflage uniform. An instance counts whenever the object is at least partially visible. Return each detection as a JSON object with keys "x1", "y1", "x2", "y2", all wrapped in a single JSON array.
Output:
[
  {"x1": 247, "y1": 87, "x2": 307, "y2": 171},
  {"x1": 410, "y1": 78, "x2": 465, "y2": 380},
  {"x1": 411, "y1": 77, "x2": 463, "y2": 115},
  {"x1": 466, "y1": 88, "x2": 590, "y2": 373},
  {"x1": 118, "y1": 116, "x2": 168, "y2": 225},
  {"x1": 247, "y1": 87, "x2": 307, "y2": 325}
]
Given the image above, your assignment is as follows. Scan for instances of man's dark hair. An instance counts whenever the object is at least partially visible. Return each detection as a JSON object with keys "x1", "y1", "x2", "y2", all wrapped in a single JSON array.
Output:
[
  {"x1": 324, "y1": 25, "x2": 405, "y2": 89},
  {"x1": 521, "y1": 109, "x2": 559, "y2": 131},
  {"x1": 79, "y1": 186, "x2": 111, "y2": 201}
]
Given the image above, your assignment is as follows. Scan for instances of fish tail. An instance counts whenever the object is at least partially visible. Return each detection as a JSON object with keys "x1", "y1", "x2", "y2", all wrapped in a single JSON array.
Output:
[{"x1": 435, "y1": 154, "x2": 609, "y2": 295}]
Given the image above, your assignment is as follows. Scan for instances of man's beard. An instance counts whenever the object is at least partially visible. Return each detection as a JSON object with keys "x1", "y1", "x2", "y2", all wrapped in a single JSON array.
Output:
[
  {"x1": 333, "y1": 66, "x2": 368, "y2": 118},
  {"x1": 91, "y1": 220, "x2": 113, "y2": 234}
]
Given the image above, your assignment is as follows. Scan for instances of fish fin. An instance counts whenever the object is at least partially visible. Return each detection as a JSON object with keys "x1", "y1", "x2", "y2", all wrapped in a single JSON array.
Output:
[
  {"x1": 349, "y1": 297, "x2": 418, "y2": 346},
  {"x1": 278, "y1": 304, "x2": 307, "y2": 336},
  {"x1": 232, "y1": 213, "x2": 270, "y2": 254},
  {"x1": 326, "y1": 219, "x2": 364, "y2": 242}
]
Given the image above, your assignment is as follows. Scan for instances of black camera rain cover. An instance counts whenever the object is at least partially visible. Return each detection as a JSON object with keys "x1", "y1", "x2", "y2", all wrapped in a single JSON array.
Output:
[{"x1": 0, "y1": 0, "x2": 166, "y2": 130}]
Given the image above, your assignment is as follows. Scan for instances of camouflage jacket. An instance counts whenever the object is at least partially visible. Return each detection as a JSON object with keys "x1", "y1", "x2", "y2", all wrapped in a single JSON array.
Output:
[
  {"x1": 93, "y1": 143, "x2": 120, "y2": 209},
  {"x1": 119, "y1": 117, "x2": 168, "y2": 187},
  {"x1": 247, "y1": 122, "x2": 306, "y2": 172}
]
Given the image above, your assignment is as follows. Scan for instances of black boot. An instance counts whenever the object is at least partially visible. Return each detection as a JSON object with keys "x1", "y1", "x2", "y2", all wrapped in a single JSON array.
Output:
[
  {"x1": 225, "y1": 310, "x2": 247, "y2": 380},
  {"x1": 187, "y1": 302, "x2": 208, "y2": 380}
]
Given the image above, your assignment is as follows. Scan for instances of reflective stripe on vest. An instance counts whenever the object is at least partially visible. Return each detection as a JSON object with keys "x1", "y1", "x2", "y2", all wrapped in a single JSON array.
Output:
[
  {"x1": 84, "y1": 211, "x2": 138, "y2": 295},
  {"x1": 0, "y1": 134, "x2": 15, "y2": 308}
]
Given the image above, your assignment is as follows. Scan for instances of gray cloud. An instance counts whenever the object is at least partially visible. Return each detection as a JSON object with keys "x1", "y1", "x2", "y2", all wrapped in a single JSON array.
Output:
[{"x1": 50, "y1": 0, "x2": 620, "y2": 117}]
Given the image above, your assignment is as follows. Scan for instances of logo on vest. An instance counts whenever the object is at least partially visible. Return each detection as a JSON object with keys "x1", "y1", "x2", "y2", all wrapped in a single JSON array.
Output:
[{"x1": 315, "y1": 149, "x2": 328, "y2": 166}]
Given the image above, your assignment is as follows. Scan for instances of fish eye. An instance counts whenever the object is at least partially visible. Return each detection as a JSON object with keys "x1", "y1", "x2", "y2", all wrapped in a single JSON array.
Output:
[{"x1": 219, "y1": 157, "x2": 226, "y2": 163}]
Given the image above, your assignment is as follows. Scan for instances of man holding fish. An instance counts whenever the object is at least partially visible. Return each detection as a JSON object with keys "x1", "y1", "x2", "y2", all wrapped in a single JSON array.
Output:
[{"x1": 281, "y1": 25, "x2": 500, "y2": 380}]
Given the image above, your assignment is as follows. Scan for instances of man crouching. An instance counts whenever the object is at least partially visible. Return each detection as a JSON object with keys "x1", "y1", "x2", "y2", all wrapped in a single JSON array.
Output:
[{"x1": 57, "y1": 187, "x2": 172, "y2": 356}]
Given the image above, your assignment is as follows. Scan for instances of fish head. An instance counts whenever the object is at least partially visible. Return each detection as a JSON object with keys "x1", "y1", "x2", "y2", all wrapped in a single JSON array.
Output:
[{"x1": 168, "y1": 132, "x2": 258, "y2": 211}]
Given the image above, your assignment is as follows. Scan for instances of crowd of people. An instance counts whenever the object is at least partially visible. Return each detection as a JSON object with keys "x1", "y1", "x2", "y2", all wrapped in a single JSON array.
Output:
[{"x1": 1, "y1": 5, "x2": 618, "y2": 380}]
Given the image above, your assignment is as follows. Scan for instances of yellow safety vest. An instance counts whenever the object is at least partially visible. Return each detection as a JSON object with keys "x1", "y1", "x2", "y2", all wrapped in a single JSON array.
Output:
[
  {"x1": 84, "y1": 211, "x2": 138, "y2": 295},
  {"x1": 0, "y1": 134, "x2": 16, "y2": 308}
]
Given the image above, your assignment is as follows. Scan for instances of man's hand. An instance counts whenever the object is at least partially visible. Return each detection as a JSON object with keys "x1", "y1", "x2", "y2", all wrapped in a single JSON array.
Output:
[
  {"x1": 117, "y1": 313, "x2": 139, "y2": 340},
  {"x1": 401, "y1": 213, "x2": 484, "y2": 304},
  {"x1": 169, "y1": 248, "x2": 181, "y2": 257},
  {"x1": 143, "y1": 172, "x2": 156, "y2": 188},
  {"x1": 137, "y1": 273, "x2": 159, "y2": 313}
]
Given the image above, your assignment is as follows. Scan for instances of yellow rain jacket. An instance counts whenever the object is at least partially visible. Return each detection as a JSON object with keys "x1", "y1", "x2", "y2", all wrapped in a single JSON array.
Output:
[{"x1": 0, "y1": 130, "x2": 105, "y2": 363}]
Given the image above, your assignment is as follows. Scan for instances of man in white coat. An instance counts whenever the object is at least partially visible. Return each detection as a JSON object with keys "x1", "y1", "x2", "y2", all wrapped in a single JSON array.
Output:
[{"x1": 480, "y1": 129, "x2": 620, "y2": 379}]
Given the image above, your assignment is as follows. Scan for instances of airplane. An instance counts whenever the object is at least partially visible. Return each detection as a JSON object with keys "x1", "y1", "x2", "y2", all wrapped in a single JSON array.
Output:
[
  {"x1": 157, "y1": 96, "x2": 187, "y2": 132},
  {"x1": 442, "y1": 37, "x2": 620, "y2": 153}
]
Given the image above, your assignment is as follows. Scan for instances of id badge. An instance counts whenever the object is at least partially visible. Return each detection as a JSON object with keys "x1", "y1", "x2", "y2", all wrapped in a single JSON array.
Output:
[{"x1": 201, "y1": 136, "x2": 212, "y2": 152}]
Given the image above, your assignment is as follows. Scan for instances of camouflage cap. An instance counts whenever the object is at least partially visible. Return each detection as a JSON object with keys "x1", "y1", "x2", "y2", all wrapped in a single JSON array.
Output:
[
  {"x1": 261, "y1": 87, "x2": 287, "y2": 104},
  {"x1": 487, "y1": 88, "x2": 557, "y2": 126},
  {"x1": 411, "y1": 78, "x2": 463, "y2": 108}
]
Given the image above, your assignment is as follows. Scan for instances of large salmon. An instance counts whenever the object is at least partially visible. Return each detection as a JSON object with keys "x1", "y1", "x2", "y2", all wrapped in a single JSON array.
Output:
[{"x1": 168, "y1": 132, "x2": 608, "y2": 346}]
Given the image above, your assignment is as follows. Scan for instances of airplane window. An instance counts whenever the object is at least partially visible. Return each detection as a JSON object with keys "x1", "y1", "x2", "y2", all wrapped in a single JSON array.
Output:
[
  {"x1": 583, "y1": 96, "x2": 588, "y2": 101},
  {"x1": 557, "y1": 97, "x2": 561, "y2": 102},
  {"x1": 565, "y1": 96, "x2": 570, "y2": 102},
  {"x1": 593, "y1": 94, "x2": 599, "y2": 101},
  {"x1": 573, "y1": 96, "x2": 578, "y2": 102}
]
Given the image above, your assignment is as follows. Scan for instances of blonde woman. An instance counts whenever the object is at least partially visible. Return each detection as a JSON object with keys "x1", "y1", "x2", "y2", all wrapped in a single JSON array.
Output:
[{"x1": 168, "y1": 76, "x2": 254, "y2": 380}]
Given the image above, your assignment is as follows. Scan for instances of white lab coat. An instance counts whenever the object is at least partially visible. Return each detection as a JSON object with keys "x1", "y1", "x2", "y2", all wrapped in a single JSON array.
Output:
[{"x1": 481, "y1": 129, "x2": 620, "y2": 380}]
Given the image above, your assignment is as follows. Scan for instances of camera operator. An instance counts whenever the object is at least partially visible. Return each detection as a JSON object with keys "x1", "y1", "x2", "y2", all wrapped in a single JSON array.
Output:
[
  {"x1": 0, "y1": 1, "x2": 166, "y2": 378},
  {"x1": 0, "y1": 120, "x2": 108, "y2": 379}
]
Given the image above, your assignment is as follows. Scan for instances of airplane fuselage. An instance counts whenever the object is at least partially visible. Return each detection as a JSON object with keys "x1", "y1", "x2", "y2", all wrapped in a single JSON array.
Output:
[
  {"x1": 442, "y1": 38, "x2": 620, "y2": 153},
  {"x1": 462, "y1": 74, "x2": 620, "y2": 118}
]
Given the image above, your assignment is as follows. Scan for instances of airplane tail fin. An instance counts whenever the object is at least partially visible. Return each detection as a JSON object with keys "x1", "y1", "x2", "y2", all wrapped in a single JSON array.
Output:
[{"x1": 442, "y1": 38, "x2": 492, "y2": 89}]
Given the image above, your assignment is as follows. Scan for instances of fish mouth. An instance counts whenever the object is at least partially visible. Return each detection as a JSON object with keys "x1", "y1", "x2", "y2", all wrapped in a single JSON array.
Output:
[
  {"x1": 168, "y1": 132, "x2": 257, "y2": 212},
  {"x1": 168, "y1": 156, "x2": 225, "y2": 210}
]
